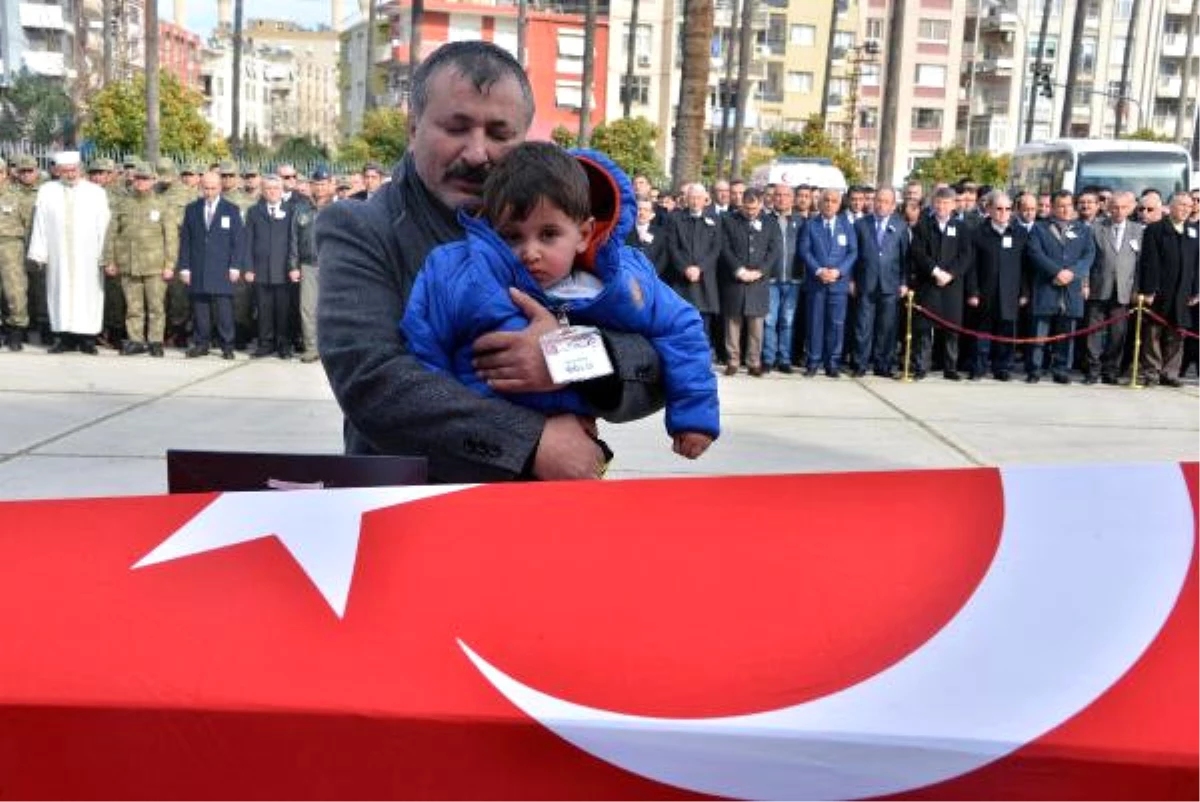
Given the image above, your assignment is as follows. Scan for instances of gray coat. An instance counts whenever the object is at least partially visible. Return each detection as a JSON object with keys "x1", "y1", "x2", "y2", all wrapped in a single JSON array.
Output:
[
  {"x1": 1089, "y1": 217, "x2": 1144, "y2": 305},
  {"x1": 315, "y1": 154, "x2": 664, "y2": 483}
]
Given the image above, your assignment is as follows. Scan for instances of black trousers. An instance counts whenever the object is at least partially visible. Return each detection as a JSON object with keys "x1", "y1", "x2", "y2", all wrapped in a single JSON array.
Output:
[
  {"x1": 1084, "y1": 298, "x2": 1129, "y2": 379},
  {"x1": 255, "y1": 283, "x2": 292, "y2": 352},
  {"x1": 192, "y1": 294, "x2": 234, "y2": 348}
]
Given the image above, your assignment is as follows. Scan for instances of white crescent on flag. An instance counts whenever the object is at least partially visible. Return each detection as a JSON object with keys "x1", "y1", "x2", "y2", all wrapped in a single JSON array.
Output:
[{"x1": 460, "y1": 463, "x2": 1195, "y2": 800}]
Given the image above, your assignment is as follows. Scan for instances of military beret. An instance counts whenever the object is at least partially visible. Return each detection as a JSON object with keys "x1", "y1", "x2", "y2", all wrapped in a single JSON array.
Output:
[
  {"x1": 88, "y1": 157, "x2": 117, "y2": 173},
  {"x1": 241, "y1": 165, "x2": 260, "y2": 177},
  {"x1": 217, "y1": 160, "x2": 239, "y2": 175},
  {"x1": 155, "y1": 157, "x2": 177, "y2": 176},
  {"x1": 122, "y1": 157, "x2": 138, "y2": 169},
  {"x1": 14, "y1": 155, "x2": 38, "y2": 170}
]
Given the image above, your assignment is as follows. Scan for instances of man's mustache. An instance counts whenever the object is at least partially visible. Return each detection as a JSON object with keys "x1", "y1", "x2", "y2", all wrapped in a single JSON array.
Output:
[{"x1": 444, "y1": 162, "x2": 491, "y2": 185}]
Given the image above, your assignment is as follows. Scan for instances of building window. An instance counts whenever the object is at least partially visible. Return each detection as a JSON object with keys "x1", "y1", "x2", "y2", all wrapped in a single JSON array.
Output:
[
  {"x1": 859, "y1": 108, "x2": 878, "y2": 128},
  {"x1": 914, "y1": 63, "x2": 946, "y2": 87},
  {"x1": 555, "y1": 78, "x2": 582, "y2": 109},
  {"x1": 790, "y1": 23, "x2": 815, "y2": 46},
  {"x1": 917, "y1": 18, "x2": 950, "y2": 42},
  {"x1": 832, "y1": 30, "x2": 855, "y2": 58},
  {"x1": 828, "y1": 77, "x2": 850, "y2": 106},
  {"x1": 556, "y1": 29, "x2": 585, "y2": 74},
  {"x1": 1026, "y1": 34, "x2": 1058, "y2": 60},
  {"x1": 620, "y1": 74, "x2": 649, "y2": 105},
  {"x1": 912, "y1": 108, "x2": 943, "y2": 129},
  {"x1": 621, "y1": 22, "x2": 653, "y2": 65},
  {"x1": 860, "y1": 63, "x2": 880, "y2": 86},
  {"x1": 1080, "y1": 37, "x2": 1096, "y2": 73},
  {"x1": 786, "y1": 70, "x2": 813, "y2": 94},
  {"x1": 1115, "y1": 0, "x2": 1132, "y2": 18},
  {"x1": 865, "y1": 18, "x2": 884, "y2": 40}
]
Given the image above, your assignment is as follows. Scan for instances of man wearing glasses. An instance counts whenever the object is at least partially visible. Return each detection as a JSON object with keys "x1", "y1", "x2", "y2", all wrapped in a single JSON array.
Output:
[
  {"x1": 965, "y1": 191, "x2": 1027, "y2": 381},
  {"x1": 277, "y1": 164, "x2": 302, "y2": 209}
]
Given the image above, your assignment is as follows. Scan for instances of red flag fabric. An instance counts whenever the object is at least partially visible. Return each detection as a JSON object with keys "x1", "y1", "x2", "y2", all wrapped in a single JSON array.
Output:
[{"x1": 0, "y1": 463, "x2": 1195, "y2": 800}]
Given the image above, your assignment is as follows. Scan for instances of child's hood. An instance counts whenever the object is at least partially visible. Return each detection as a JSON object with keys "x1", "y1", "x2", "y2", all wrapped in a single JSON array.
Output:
[{"x1": 568, "y1": 147, "x2": 637, "y2": 274}]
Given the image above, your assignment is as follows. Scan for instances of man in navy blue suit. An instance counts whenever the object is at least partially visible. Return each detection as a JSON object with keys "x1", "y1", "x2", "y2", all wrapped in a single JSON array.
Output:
[
  {"x1": 799, "y1": 188, "x2": 858, "y2": 378},
  {"x1": 852, "y1": 187, "x2": 908, "y2": 378},
  {"x1": 177, "y1": 171, "x2": 244, "y2": 359}
]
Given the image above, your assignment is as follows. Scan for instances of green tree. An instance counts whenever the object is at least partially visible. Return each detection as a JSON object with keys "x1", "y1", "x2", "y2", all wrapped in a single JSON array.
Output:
[
  {"x1": 587, "y1": 116, "x2": 664, "y2": 185},
  {"x1": 767, "y1": 115, "x2": 862, "y2": 184},
  {"x1": 551, "y1": 125, "x2": 577, "y2": 148},
  {"x1": 83, "y1": 72, "x2": 216, "y2": 157},
  {"x1": 274, "y1": 135, "x2": 330, "y2": 166},
  {"x1": 0, "y1": 70, "x2": 76, "y2": 145},
  {"x1": 904, "y1": 145, "x2": 1010, "y2": 187},
  {"x1": 1120, "y1": 128, "x2": 1174, "y2": 142},
  {"x1": 341, "y1": 108, "x2": 408, "y2": 168}
]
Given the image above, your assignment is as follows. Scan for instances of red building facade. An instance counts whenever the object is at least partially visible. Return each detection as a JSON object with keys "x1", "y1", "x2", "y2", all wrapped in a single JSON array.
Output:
[{"x1": 159, "y1": 21, "x2": 203, "y2": 90}]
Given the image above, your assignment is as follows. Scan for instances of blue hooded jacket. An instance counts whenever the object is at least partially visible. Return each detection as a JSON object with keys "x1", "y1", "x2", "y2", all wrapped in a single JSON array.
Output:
[{"x1": 401, "y1": 148, "x2": 719, "y2": 439}]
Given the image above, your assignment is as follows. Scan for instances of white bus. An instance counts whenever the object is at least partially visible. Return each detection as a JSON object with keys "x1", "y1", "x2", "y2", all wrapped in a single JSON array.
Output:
[
  {"x1": 1008, "y1": 139, "x2": 1192, "y2": 198},
  {"x1": 750, "y1": 156, "x2": 848, "y2": 191}
]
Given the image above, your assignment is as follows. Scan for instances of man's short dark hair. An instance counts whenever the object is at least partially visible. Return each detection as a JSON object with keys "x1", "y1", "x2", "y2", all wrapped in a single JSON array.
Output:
[
  {"x1": 933, "y1": 186, "x2": 957, "y2": 202},
  {"x1": 1052, "y1": 189, "x2": 1074, "y2": 203},
  {"x1": 482, "y1": 142, "x2": 591, "y2": 225},
  {"x1": 741, "y1": 187, "x2": 764, "y2": 204},
  {"x1": 1140, "y1": 188, "x2": 1162, "y2": 201},
  {"x1": 410, "y1": 41, "x2": 535, "y2": 130}
]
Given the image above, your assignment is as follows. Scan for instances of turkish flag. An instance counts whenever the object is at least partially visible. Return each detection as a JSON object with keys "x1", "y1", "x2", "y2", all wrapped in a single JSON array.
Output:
[{"x1": 0, "y1": 464, "x2": 1194, "y2": 800}]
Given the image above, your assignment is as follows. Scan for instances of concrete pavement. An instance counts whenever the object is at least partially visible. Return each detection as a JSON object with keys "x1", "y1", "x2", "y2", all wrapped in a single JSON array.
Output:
[{"x1": 0, "y1": 343, "x2": 1196, "y2": 500}]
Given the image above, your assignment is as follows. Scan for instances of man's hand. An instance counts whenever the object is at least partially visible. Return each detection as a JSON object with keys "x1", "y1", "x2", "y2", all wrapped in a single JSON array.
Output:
[
  {"x1": 673, "y1": 431, "x2": 714, "y2": 459},
  {"x1": 1019, "y1": 295, "x2": 1027, "y2": 307},
  {"x1": 162, "y1": 267, "x2": 174, "y2": 281},
  {"x1": 849, "y1": 279, "x2": 857, "y2": 297},
  {"x1": 1082, "y1": 284, "x2": 1090, "y2": 301},
  {"x1": 1054, "y1": 268, "x2": 1074, "y2": 286},
  {"x1": 1138, "y1": 293, "x2": 1155, "y2": 306},
  {"x1": 288, "y1": 268, "x2": 301, "y2": 283},
  {"x1": 1188, "y1": 295, "x2": 1198, "y2": 307},
  {"x1": 180, "y1": 269, "x2": 191, "y2": 287},
  {"x1": 899, "y1": 284, "x2": 908, "y2": 298},
  {"x1": 244, "y1": 270, "x2": 256, "y2": 284},
  {"x1": 685, "y1": 266, "x2": 702, "y2": 283},
  {"x1": 228, "y1": 268, "x2": 239, "y2": 283},
  {"x1": 104, "y1": 263, "x2": 118, "y2": 277},
  {"x1": 967, "y1": 295, "x2": 980, "y2": 307},
  {"x1": 473, "y1": 287, "x2": 564, "y2": 393},
  {"x1": 533, "y1": 414, "x2": 606, "y2": 480}
]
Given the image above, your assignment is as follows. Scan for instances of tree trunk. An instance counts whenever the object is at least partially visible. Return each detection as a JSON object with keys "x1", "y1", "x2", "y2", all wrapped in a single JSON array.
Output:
[
  {"x1": 1024, "y1": 0, "x2": 1053, "y2": 143},
  {"x1": 1113, "y1": 0, "x2": 1141, "y2": 138},
  {"x1": 579, "y1": 0, "x2": 599, "y2": 144},
  {"x1": 102, "y1": 0, "x2": 113, "y2": 85},
  {"x1": 365, "y1": 0, "x2": 377, "y2": 112},
  {"x1": 715, "y1": 0, "x2": 740, "y2": 178},
  {"x1": 729, "y1": 0, "x2": 754, "y2": 180},
  {"x1": 1175, "y1": 0, "x2": 1198, "y2": 142},
  {"x1": 145, "y1": 0, "x2": 159, "y2": 161},
  {"x1": 1059, "y1": 0, "x2": 1088, "y2": 137},
  {"x1": 876, "y1": 0, "x2": 906, "y2": 186},
  {"x1": 409, "y1": 0, "x2": 424, "y2": 110},
  {"x1": 516, "y1": 0, "x2": 526, "y2": 66},
  {"x1": 622, "y1": 0, "x2": 640, "y2": 118},
  {"x1": 670, "y1": 0, "x2": 714, "y2": 188},
  {"x1": 230, "y1": 0, "x2": 243, "y2": 151}
]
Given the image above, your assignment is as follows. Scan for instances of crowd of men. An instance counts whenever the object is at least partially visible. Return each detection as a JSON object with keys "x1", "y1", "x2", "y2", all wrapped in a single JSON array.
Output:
[
  {"x1": 626, "y1": 176, "x2": 1199, "y2": 386},
  {"x1": 0, "y1": 153, "x2": 386, "y2": 361}
]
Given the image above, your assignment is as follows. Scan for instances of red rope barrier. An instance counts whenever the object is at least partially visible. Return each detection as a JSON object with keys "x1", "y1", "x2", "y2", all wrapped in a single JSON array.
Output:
[
  {"x1": 910, "y1": 303, "x2": 1132, "y2": 345},
  {"x1": 1141, "y1": 306, "x2": 1200, "y2": 340}
]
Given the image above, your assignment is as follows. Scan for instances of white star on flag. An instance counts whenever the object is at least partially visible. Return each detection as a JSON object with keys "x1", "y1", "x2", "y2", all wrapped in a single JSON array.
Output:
[{"x1": 133, "y1": 486, "x2": 472, "y2": 617}]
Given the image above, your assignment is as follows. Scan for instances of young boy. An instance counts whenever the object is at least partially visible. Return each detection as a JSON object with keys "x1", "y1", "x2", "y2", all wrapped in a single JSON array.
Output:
[{"x1": 401, "y1": 142, "x2": 719, "y2": 462}]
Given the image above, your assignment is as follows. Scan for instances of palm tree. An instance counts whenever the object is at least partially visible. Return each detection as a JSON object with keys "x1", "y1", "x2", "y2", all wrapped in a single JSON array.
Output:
[
  {"x1": 729, "y1": 0, "x2": 754, "y2": 179},
  {"x1": 579, "y1": 0, "x2": 599, "y2": 143},
  {"x1": 670, "y1": 0, "x2": 714, "y2": 187}
]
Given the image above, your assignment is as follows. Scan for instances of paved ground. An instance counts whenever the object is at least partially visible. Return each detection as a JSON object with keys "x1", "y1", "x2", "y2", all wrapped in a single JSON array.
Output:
[{"x1": 1, "y1": 342, "x2": 1196, "y2": 500}]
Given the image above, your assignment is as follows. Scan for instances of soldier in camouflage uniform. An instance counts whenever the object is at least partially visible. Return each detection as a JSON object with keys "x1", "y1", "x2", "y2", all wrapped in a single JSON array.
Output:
[
  {"x1": 156, "y1": 156, "x2": 196, "y2": 347},
  {"x1": 218, "y1": 159, "x2": 258, "y2": 348},
  {"x1": 0, "y1": 158, "x2": 36, "y2": 350},
  {"x1": 102, "y1": 161, "x2": 179, "y2": 357},
  {"x1": 12, "y1": 155, "x2": 49, "y2": 343},
  {"x1": 180, "y1": 163, "x2": 201, "y2": 192},
  {"x1": 88, "y1": 158, "x2": 129, "y2": 348}
]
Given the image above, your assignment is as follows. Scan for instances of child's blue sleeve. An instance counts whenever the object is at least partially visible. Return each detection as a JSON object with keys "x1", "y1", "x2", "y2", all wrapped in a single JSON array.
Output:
[{"x1": 399, "y1": 245, "x2": 465, "y2": 375}]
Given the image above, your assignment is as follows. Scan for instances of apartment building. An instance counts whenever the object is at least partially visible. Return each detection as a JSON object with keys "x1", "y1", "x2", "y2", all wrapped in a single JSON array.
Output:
[
  {"x1": 242, "y1": 19, "x2": 341, "y2": 146},
  {"x1": 857, "y1": 0, "x2": 967, "y2": 186},
  {"x1": 201, "y1": 36, "x2": 298, "y2": 146},
  {"x1": 159, "y1": 20, "x2": 202, "y2": 90}
]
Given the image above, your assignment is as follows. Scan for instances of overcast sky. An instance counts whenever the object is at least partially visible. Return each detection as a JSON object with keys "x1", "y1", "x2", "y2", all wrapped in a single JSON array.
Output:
[{"x1": 160, "y1": 0, "x2": 358, "y2": 38}]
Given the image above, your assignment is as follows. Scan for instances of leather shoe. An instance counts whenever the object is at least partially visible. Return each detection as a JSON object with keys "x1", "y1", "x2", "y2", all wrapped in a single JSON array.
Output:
[
  {"x1": 300, "y1": 352, "x2": 319, "y2": 364},
  {"x1": 1083, "y1": 374, "x2": 1098, "y2": 385},
  {"x1": 278, "y1": 348, "x2": 294, "y2": 360},
  {"x1": 148, "y1": 343, "x2": 164, "y2": 357},
  {"x1": 1100, "y1": 375, "x2": 1119, "y2": 385},
  {"x1": 723, "y1": 364, "x2": 738, "y2": 376},
  {"x1": 803, "y1": 366, "x2": 818, "y2": 378},
  {"x1": 5, "y1": 329, "x2": 23, "y2": 351},
  {"x1": 748, "y1": 365, "x2": 764, "y2": 377},
  {"x1": 1159, "y1": 376, "x2": 1182, "y2": 388},
  {"x1": 995, "y1": 371, "x2": 1011, "y2": 382},
  {"x1": 776, "y1": 363, "x2": 792, "y2": 374},
  {"x1": 852, "y1": 368, "x2": 867, "y2": 378},
  {"x1": 913, "y1": 370, "x2": 927, "y2": 381},
  {"x1": 943, "y1": 371, "x2": 961, "y2": 381},
  {"x1": 120, "y1": 341, "x2": 147, "y2": 356},
  {"x1": 826, "y1": 368, "x2": 841, "y2": 379},
  {"x1": 1052, "y1": 372, "x2": 1071, "y2": 385},
  {"x1": 221, "y1": 348, "x2": 236, "y2": 360},
  {"x1": 1026, "y1": 373, "x2": 1041, "y2": 384},
  {"x1": 48, "y1": 339, "x2": 72, "y2": 354},
  {"x1": 185, "y1": 345, "x2": 210, "y2": 358},
  {"x1": 79, "y1": 338, "x2": 98, "y2": 355},
  {"x1": 251, "y1": 347, "x2": 274, "y2": 358}
]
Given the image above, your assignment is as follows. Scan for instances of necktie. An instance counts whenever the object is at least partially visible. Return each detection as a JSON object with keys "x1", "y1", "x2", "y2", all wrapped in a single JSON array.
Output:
[
  {"x1": 876, "y1": 219, "x2": 885, "y2": 248},
  {"x1": 1113, "y1": 224, "x2": 1122, "y2": 248},
  {"x1": 204, "y1": 203, "x2": 213, "y2": 229},
  {"x1": 828, "y1": 219, "x2": 835, "y2": 241}
]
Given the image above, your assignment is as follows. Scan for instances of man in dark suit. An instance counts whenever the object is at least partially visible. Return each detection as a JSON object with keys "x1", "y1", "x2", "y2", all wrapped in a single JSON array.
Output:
[
  {"x1": 799, "y1": 187, "x2": 858, "y2": 378},
  {"x1": 351, "y1": 162, "x2": 385, "y2": 202},
  {"x1": 719, "y1": 188, "x2": 780, "y2": 376},
  {"x1": 908, "y1": 186, "x2": 975, "y2": 380},
  {"x1": 667, "y1": 182, "x2": 723, "y2": 358},
  {"x1": 1137, "y1": 191, "x2": 1199, "y2": 387},
  {"x1": 852, "y1": 187, "x2": 907, "y2": 378},
  {"x1": 966, "y1": 191, "x2": 1027, "y2": 381},
  {"x1": 1025, "y1": 190, "x2": 1095, "y2": 384},
  {"x1": 763, "y1": 183, "x2": 805, "y2": 373},
  {"x1": 1085, "y1": 191, "x2": 1143, "y2": 384},
  {"x1": 177, "y1": 171, "x2": 243, "y2": 359},
  {"x1": 243, "y1": 175, "x2": 300, "y2": 358},
  {"x1": 625, "y1": 196, "x2": 669, "y2": 274}
]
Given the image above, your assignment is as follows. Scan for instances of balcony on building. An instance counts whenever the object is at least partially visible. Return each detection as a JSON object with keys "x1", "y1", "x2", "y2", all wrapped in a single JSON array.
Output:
[
  {"x1": 19, "y1": 2, "x2": 66, "y2": 30},
  {"x1": 1161, "y1": 34, "x2": 1189, "y2": 58},
  {"x1": 1165, "y1": 0, "x2": 1192, "y2": 13},
  {"x1": 21, "y1": 50, "x2": 66, "y2": 76},
  {"x1": 1157, "y1": 75, "x2": 1183, "y2": 97},
  {"x1": 979, "y1": 9, "x2": 1019, "y2": 34}
]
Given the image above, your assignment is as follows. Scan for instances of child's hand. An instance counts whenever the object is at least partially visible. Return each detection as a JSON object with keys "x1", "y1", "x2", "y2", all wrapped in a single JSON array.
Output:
[{"x1": 672, "y1": 432, "x2": 713, "y2": 459}]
